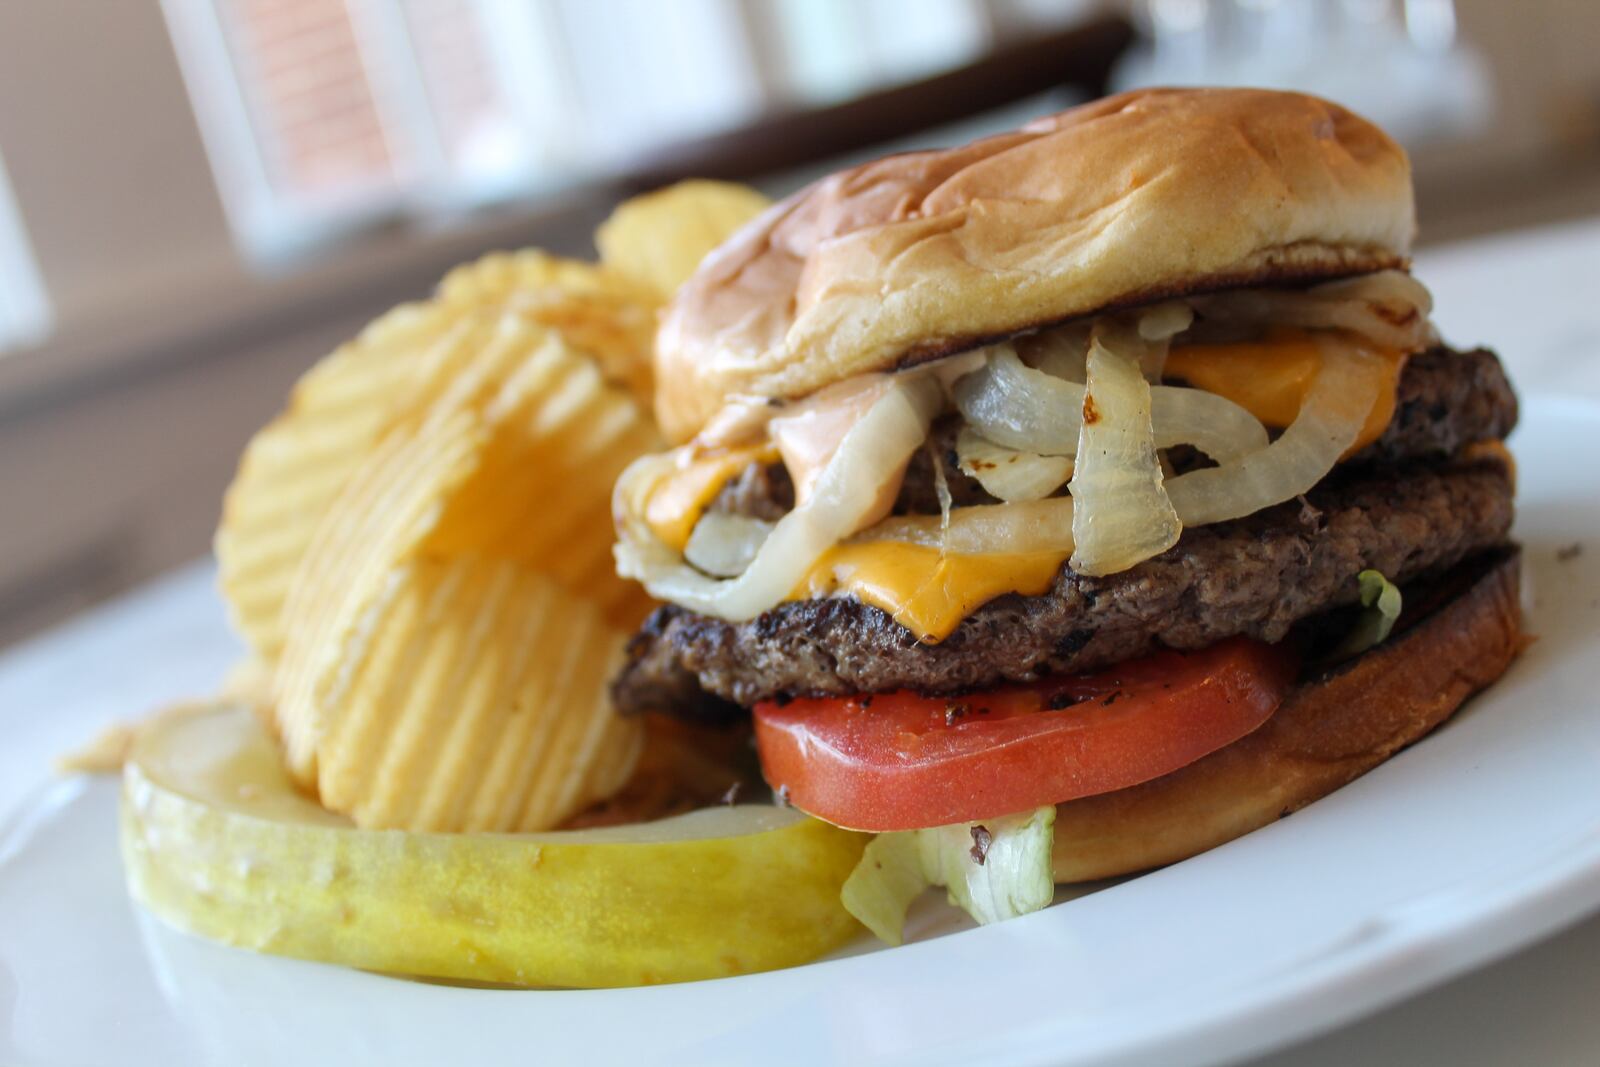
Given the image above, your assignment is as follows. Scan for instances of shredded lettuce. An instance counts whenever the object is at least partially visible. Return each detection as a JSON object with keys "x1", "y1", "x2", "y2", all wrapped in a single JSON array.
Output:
[
  {"x1": 1330, "y1": 568, "x2": 1403, "y2": 660},
  {"x1": 841, "y1": 806, "x2": 1056, "y2": 945}
]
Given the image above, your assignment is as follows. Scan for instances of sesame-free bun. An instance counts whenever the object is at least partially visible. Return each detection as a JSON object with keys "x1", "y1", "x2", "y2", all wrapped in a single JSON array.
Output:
[
  {"x1": 1050, "y1": 549, "x2": 1523, "y2": 884},
  {"x1": 657, "y1": 88, "x2": 1415, "y2": 441}
]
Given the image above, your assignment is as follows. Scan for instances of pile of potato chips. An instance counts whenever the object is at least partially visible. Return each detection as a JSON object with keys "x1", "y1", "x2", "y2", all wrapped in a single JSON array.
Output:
[{"x1": 214, "y1": 181, "x2": 771, "y2": 833}]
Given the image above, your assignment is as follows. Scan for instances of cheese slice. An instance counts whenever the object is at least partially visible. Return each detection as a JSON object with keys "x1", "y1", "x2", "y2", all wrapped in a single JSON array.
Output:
[
  {"x1": 1164, "y1": 328, "x2": 1406, "y2": 456},
  {"x1": 797, "y1": 543, "x2": 1069, "y2": 644},
  {"x1": 644, "y1": 443, "x2": 778, "y2": 551}
]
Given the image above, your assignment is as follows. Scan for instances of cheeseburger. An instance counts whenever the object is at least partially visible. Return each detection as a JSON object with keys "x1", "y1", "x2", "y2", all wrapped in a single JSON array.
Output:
[{"x1": 610, "y1": 89, "x2": 1521, "y2": 940}]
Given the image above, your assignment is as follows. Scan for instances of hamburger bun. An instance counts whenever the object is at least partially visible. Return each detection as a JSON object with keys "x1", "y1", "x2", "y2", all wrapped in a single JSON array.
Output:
[
  {"x1": 657, "y1": 87, "x2": 1415, "y2": 441},
  {"x1": 1050, "y1": 549, "x2": 1524, "y2": 883}
]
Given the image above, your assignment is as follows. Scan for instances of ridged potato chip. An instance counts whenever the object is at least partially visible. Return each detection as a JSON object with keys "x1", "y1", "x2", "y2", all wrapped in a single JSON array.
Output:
[
  {"x1": 437, "y1": 250, "x2": 660, "y2": 402},
  {"x1": 217, "y1": 190, "x2": 763, "y2": 834},
  {"x1": 217, "y1": 252, "x2": 659, "y2": 667},
  {"x1": 275, "y1": 321, "x2": 657, "y2": 832},
  {"x1": 215, "y1": 302, "x2": 459, "y2": 662},
  {"x1": 314, "y1": 552, "x2": 641, "y2": 833},
  {"x1": 595, "y1": 180, "x2": 771, "y2": 299}
]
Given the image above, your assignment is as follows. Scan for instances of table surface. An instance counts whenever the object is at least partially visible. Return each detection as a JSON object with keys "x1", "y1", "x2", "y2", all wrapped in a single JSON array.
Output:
[{"x1": 3, "y1": 216, "x2": 1599, "y2": 1067}]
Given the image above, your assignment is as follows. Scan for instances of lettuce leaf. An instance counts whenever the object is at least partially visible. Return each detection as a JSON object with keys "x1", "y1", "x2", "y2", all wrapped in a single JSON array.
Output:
[
  {"x1": 841, "y1": 806, "x2": 1056, "y2": 945},
  {"x1": 1329, "y1": 568, "x2": 1403, "y2": 661}
]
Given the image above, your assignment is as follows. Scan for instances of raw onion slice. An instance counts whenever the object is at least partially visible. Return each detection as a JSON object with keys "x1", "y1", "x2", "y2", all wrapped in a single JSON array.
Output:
[
  {"x1": 1067, "y1": 329, "x2": 1181, "y2": 576},
  {"x1": 1166, "y1": 335, "x2": 1384, "y2": 527},
  {"x1": 683, "y1": 513, "x2": 773, "y2": 577},
  {"x1": 955, "y1": 428, "x2": 1074, "y2": 503},
  {"x1": 615, "y1": 375, "x2": 942, "y2": 620}
]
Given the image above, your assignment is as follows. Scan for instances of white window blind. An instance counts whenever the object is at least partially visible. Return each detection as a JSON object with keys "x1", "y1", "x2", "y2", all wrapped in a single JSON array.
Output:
[{"x1": 0, "y1": 147, "x2": 50, "y2": 354}]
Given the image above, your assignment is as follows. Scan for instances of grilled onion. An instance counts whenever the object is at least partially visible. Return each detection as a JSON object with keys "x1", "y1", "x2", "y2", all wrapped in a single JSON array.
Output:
[
  {"x1": 955, "y1": 428, "x2": 1074, "y2": 503},
  {"x1": 952, "y1": 346, "x2": 1081, "y2": 455},
  {"x1": 1166, "y1": 335, "x2": 1384, "y2": 526},
  {"x1": 855, "y1": 497, "x2": 1075, "y2": 556},
  {"x1": 1191, "y1": 270, "x2": 1433, "y2": 351},
  {"x1": 1067, "y1": 328, "x2": 1181, "y2": 576},
  {"x1": 683, "y1": 513, "x2": 773, "y2": 577},
  {"x1": 615, "y1": 375, "x2": 941, "y2": 620},
  {"x1": 955, "y1": 342, "x2": 1268, "y2": 466},
  {"x1": 1150, "y1": 386, "x2": 1269, "y2": 464},
  {"x1": 1018, "y1": 322, "x2": 1090, "y2": 383}
]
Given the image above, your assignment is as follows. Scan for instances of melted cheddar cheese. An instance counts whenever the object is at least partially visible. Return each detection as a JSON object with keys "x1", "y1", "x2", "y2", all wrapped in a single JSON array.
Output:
[
  {"x1": 644, "y1": 443, "x2": 778, "y2": 551},
  {"x1": 1164, "y1": 328, "x2": 1406, "y2": 456},
  {"x1": 796, "y1": 543, "x2": 1069, "y2": 643}
]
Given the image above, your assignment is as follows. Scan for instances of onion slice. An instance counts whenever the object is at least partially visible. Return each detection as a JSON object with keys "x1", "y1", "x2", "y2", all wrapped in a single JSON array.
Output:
[
  {"x1": 615, "y1": 375, "x2": 942, "y2": 620},
  {"x1": 953, "y1": 346, "x2": 1081, "y2": 456},
  {"x1": 1166, "y1": 335, "x2": 1384, "y2": 526},
  {"x1": 1067, "y1": 328, "x2": 1181, "y2": 576},
  {"x1": 955, "y1": 335, "x2": 1264, "y2": 467},
  {"x1": 855, "y1": 497, "x2": 1075, "y2": 556},
  {"x1": 1191, "y1": 270, "x2": 1433, "y2": 351},
  {"x1": 1149, "y1": 386, "x2": 1269, "y2": 464},
  {"x1": 955, "y1": 428, "x2": 1074, "y2": 503},
  {"x1": 683, "y1": 513, "x2": 773, "y2": 577},
  {"x1": 1018, "y1": 322, "x2": 1090, "y2": 383}
]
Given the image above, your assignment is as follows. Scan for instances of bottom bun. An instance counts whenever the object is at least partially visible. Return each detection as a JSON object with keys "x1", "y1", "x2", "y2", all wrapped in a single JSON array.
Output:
[{"x1": 1051, "y1": 549, "x2": 1525, "y2": 884}]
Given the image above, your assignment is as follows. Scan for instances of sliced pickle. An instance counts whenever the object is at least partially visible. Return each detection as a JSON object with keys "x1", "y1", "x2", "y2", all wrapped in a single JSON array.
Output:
[{"x1": 121, "y1": 702, "x2": 866, "y2": 987}]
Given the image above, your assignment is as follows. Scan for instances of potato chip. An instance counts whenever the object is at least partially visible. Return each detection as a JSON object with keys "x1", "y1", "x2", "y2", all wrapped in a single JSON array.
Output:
[
  {"x1": 215, "y1": 301, "x2": 459, "y2": 662},
  {"x1": 437, "y1": 250, "x2": 660, "y2": 402},
  {"x1": 273, "y1": 409, "x2": 486, "y2": 781},
  {"x1": 274, "y1": 322, "x2": 657, "y2": 831},
  {"x1": 595, "y1": 180, "x2": 771, "y2": 299},
  {"x1": 314, "y1": 552, "x2": 641, "y2": 833},
  {"x1": 217, "y1": 249, "x2": 660, "y2": 667}
]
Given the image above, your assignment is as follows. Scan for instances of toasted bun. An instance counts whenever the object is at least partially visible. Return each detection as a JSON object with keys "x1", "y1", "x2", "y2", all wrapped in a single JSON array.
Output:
[
  {"x1": 1050, "y1": 549, "x2": 1523, "y2": 884},
  {"x1": 657, "y1": 88, "x2": 1414, "y2": 441}
]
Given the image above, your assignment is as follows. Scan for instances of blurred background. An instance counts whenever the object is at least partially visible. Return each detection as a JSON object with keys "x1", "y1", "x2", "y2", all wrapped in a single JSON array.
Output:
[{"x1": 0, "y1": 0, "x2": 1596, "y2": 648}]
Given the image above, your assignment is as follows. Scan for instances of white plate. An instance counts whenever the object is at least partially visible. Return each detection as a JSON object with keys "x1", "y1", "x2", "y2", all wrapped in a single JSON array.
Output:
[{"x1": 2, "y1": 394, "x2": 1597, "y2": 1067}]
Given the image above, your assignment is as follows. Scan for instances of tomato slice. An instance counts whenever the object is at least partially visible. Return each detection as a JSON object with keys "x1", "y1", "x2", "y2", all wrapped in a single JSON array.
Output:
[{"x1": 753, "y1": 638, "x2": 1297, "y2": 831}]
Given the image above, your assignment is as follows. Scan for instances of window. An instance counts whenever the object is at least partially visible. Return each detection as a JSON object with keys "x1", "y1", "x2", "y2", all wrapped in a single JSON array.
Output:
[
  {"x1": 0, "y1": 147, "x2": 49, "y2": 354},
  {"x1": 164, "y1": 0, "x2": 1077, "y2": 263}
]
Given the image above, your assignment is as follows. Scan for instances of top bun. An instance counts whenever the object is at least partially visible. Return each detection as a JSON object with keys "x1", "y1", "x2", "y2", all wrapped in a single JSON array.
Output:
[{"x1": 656, "y1": 88, "x2": 1415, "y2": 442}]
